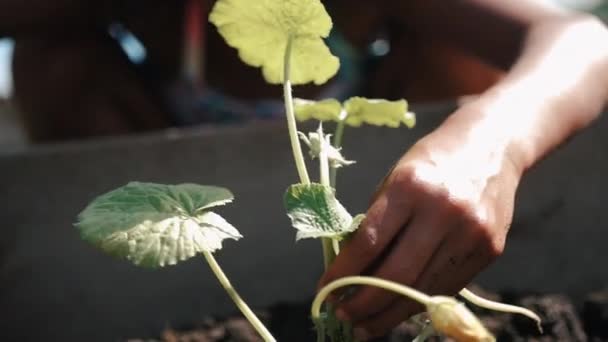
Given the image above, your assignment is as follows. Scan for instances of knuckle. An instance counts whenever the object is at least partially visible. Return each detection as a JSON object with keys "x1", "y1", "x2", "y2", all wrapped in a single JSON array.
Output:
[
  {"x1": 389, "y1": 164, "x2": 418, "y2": 190},
  {"x1": 390, "y1": 162, "x2": 448, "y2": 199},
  {"x1": 348, "y1": 225, "x2": 381, "y2": 260},
  {"x1": 470, "y1": 216, "x2": 494, "y2": 246},
  {"x1": 447, "y1": 196, "x2": 479, "y2": 221},
  {"x1": 448, "y1": 199, "x2": 505, "y2": 259},
  {"x1": 470, "y1": 219, "x2": 504, "y2": 260},
  {"x1": 448, "y1": 197, "x2": 492, "y2": 232},
  {"x1": 485, "y1": 235, "x2": 506, "y2": 260}
]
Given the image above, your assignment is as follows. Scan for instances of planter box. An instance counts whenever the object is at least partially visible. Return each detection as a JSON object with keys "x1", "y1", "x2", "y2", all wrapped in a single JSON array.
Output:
[{"x1": 0, "y1": 103, "x2": 606, "y2": 341}]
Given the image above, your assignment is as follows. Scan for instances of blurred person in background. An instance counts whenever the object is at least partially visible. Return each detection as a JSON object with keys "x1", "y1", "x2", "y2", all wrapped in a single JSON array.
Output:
[
  {"x1": 3, "y1": 0, "x2": 502, "y2": 142},
  {"x1": 3, "y1": 0, "x2": 608, "y2": 340}
]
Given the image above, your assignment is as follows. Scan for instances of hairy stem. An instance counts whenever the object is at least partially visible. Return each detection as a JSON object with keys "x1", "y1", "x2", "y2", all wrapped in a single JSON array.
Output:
[
  {"x1": 203, "y1": 252, "x2": 276, "y2": 342},
  {"x1": 329, "y1": 119, "x2": 346, "y2": 188},
  {"x1": 319, "y1": 132, "x2": 330, "y2": 187},
  {"x1": 332, "y1": 239, "x2": 341, "y2": 255},
  {"x1": 318, "y1": 126, "x2": 337, "y2": 269},
  {"x1": 283, "y1": 35, "x2": 310, "y2": 184},
  {"x1": 312, "y1": 276, "x2": 432, "y2": 322},
  {"x1": 317, "y1": 126, "x2": 343, "y2": 342},
  {"x1": 321, "y1": 239, "x2": 335, "y2": 269},
  {"x1": 459, "y1": 288, "x2": 542, "y2": 332}
]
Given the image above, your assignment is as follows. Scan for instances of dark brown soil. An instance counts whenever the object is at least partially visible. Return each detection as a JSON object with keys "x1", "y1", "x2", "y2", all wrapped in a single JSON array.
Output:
[{"x1": 128, "y1": 287, "x2": 608, "y2": 342}]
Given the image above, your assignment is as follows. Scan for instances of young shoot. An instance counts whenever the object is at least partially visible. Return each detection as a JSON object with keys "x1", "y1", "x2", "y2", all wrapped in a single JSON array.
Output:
[{"x1": 298, "y1": 124, "x2": 356, "y2": 171}]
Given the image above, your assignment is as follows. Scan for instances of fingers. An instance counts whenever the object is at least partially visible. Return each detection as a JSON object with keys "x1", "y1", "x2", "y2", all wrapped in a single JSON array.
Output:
[
  {"x1": 319, "y1": 173, "x2": 413, "y2": 289},
  {"x1": 352, "y1": 297, "x2": 423, "y2": 341},
  {"x1": 333, "y1": 212, "x2": 449, "y2": 322},
  {"x1": 318, "y1": 157, "x2": 513, "y2": 340},
  {"x1": 414, "y1": 223, "x2": 504, "y2": 298},
  {"x1": 352, "y1": 218, "x2": 503, "y2": 340}
]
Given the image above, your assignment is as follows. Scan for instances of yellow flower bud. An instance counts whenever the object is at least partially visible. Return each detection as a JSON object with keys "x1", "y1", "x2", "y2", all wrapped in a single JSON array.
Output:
[{"x1": 426, "y1": 296, "x2": 495, "y2": 342}]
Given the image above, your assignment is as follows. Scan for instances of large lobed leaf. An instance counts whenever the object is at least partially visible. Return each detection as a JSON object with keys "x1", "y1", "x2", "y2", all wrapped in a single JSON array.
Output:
[
  {"x1": 209, "y1": 0, "x2": 340, "y2": 85},
  {"x1": 284, "y1": 183, "x2": 363, "y2": 241},
  {"x1": 75, "y1": 182, "x2": 241, "y2": 268}
]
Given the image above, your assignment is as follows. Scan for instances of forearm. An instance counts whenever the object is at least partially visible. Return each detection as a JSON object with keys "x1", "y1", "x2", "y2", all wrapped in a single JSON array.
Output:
[{"x1": 438, "y1": 14, "x2": 608, "y2": 175}]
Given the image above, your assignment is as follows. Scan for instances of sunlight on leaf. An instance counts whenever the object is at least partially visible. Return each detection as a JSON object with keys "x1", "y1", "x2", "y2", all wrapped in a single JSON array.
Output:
[
  {"x1": 294, "y1": 98, "x2": 343, "y2": 122},
  {"x1": 284, "y1": 183, "x2": 359, "y2": 240},
  {"x1": 75, "y1": 182, "x2": 241, "y2": 268},
  {"x1": 343, "y1": 97, "x2": 416, "y2": 128},
  {"x1": 209, "y1": 0, "x2": 340, "y2": 85}
]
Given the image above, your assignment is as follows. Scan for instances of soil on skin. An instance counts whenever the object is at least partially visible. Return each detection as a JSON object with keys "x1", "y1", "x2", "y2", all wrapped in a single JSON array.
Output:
[{"x1": 128, "y1": 287, "x2": 608, "y2": 342}]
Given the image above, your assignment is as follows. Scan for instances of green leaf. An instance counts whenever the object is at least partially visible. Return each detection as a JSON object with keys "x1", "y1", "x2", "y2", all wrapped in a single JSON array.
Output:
[
  {"x1": 209, "y1": 0, "x2": 340, "y2": 85},
  {"x1": 284, "y1": 183, "x2": 357, "y2": 240},
  {"x1": 343, "y1": 97, "x2": 416, "y2": 128},
  {"x1": 75, "y1": 182, "x2": 241, "y2": 268},
  {"x1": 294, "y1": 98, "x2": 343, "y2": 122}
]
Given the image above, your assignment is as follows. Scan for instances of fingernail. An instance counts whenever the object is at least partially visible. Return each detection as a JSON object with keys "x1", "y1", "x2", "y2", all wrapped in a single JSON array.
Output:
[
  {"x1": 354, "y1": 327, "x2": 370, "y2": 341},
  {"x1": 335, "y1": 308, "x2": 350, "y2": 322}
]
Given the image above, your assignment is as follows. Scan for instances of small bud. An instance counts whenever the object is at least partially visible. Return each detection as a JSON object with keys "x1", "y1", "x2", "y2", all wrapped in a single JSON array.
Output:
[
  {"x1": 426, "y1": 296, "x2": 495, "y2": 342},
  {"x1": 298, "y1": 126, "x2": 355, "y2": 169}
]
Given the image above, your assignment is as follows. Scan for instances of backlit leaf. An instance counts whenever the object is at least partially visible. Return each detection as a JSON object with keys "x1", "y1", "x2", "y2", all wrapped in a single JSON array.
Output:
[
  {"x1": 209, "y1": 0, "x2": 340, "y2": 85},
  {"x1": 75, "y1": 182, "x2": 241, "y2": 268},
  {"x1": 294, "y1": 98, "x2": 343, "y2": 122},
  {"x1": 343, "y1": 97, "x2": 416, "y2": 128},
  {"x1": 284, "y1": 183, "x2": 358, "y2": 240}
]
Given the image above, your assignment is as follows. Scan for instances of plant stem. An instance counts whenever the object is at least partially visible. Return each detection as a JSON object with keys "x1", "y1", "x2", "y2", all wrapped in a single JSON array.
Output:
[
  {"x1": 321, "y1": 239, "x2": 334, "y2": 269},
  {"x1": 312, "y1": 276, "x2": 432, "y2": 322},
  {"x1": 317, "y1": 126, "x2": 338, "y2": 269},
  {"x1": 202, "y1": 251, "x2": 276, "y2": 342},
  {"x1": 319, "y1": 133, "x2": 330, "y2": 187},
  {"x1": 329, "y1": 119, "x2": 346, "y2": 188},
  {"x1": 316, "y1": 129, "x2": 341, "y2": 342},
  {"x1": 333, "y1": 118, "x2": 346, "y2": 150},
  {"x1": 331, "y1": 239, "x2": 341, "y2": 255},
  {"x1": 283, "y1": 35, "x2": 310, "y2": 185},
  {"x1": 459, "y1": 288, "x2": 542, "y2": 332},
  {"x1": 320, "y1": 152, "x2": 336, "y2": 268}
]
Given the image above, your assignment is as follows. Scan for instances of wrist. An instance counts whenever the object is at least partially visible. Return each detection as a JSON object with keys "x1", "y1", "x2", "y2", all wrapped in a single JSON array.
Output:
[{"x1": 474, "y1": 15, "x2": 608, "y2": 172}]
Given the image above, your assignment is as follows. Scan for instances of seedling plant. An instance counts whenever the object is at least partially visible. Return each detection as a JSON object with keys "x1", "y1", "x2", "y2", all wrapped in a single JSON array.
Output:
[{"x1": 75, "y1": 1, "x2": 542, "y2": 341}]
